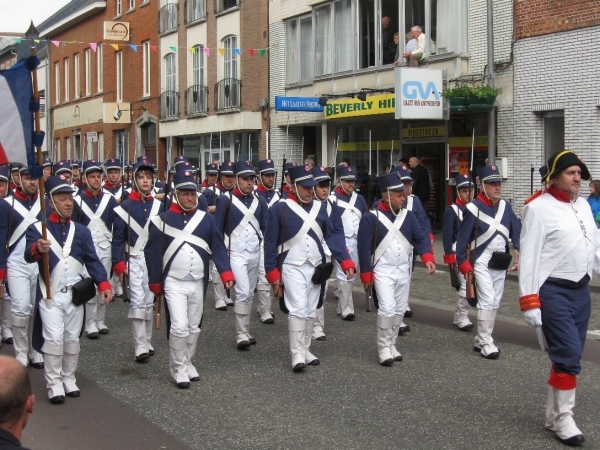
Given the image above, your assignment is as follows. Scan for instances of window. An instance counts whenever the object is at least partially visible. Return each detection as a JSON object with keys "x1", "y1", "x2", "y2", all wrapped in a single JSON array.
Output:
[
  {"x1": 84, "y1": 49, "x2": 91, "y2": 96},
  {"x1": 116, "y1": 51, "x2": 123, "y2": 102},
  {"x1": 313, "y1": 4, "x2": 331, "y2": 76},
  {"x1": 129, "y1": 0, "x2": 134, "y2": 10},
  {"x1": 115, "y1": 130, "x2": 127, "y2": 161},
  {"x1": 223, "y1": 36, "x2": 238, "y2": 80},
  {"x1": 116, "y1": 0, "x2": 122, "y2": 16},
  {"x1": 54, "y1": 62, "x2": 60, "y2": 104},
  {"x1": 216, "y1": 36, "x2": 241, "y2": 110},
  {"x1": 543, "y1": 111, "x2": 565, "y2": 161},
  {"x1": 159, "y1": 2, "x2": 178, "y2": 34},
  {"x1": 165, "y1": 53, "x2": 176, "y2": 92},
  {"x1": 98, "y1": 132, "x2": 104, "y2": 162},
  {"x1": 97, "y1": 44, "x2": 103, "y2": 92},
  {"x1": 285, "y1": 15, "x2": 313, "y2": 84},
  {"x1": 216, "y1": 0, "x2": 238, "y2": 13},
  {"x1": 74, "y1": 53, "x2": 80, "y2": 98},
  {"x1": 162, "y1": 53, "x2": 178, "y2": 118},
  {"x1": 234, "y1": 132, "x2": 259, "y2": 167},
  {"x1": 54, "y1": 138, "x2": 60, "y2": 160},
  {"x1": 39, "y1": 90, "x2": 45, "y2": 117},
  {"x1": 64, "y1": 58, "x2": 69, "y2": 101},
  {"x1": 187, "y1": 45, "x2": 207, "y2": 115},
  {"x1": 142, "y1": 41, "x2": 151, "y2": 97},
  {"x1": 187, "y1": 0, "x2": 205, "y2": 22},
  {"x1": 193, "y1": 45, "x2": 204, "y2": 87}
]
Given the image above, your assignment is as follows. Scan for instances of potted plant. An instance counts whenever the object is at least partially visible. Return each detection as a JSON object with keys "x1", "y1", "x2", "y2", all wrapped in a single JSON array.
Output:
[
  {"x1": 441, "y1": 85, "x2": 474, "y2": 112},
  {"x1": 468, "y1": 84, "x2": 502, "y2": 112}
]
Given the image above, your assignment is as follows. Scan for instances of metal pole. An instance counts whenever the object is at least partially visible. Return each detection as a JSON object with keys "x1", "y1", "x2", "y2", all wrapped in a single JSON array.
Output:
[
  {"x1": 390, "y1": 139, "x2": 394, "y2": 169},
  {"x1": 266, "y1": 131, "x2": 269, "y2": 159},
  {"x1": 376, "y1": 141, "x2": 380, "y2": 176},
  {"x1": 487, "y1": 0, "x2": 495, "y2": 165},
  {"x1": 219, "y1": 126, "x2": 223, "y2": 162}
]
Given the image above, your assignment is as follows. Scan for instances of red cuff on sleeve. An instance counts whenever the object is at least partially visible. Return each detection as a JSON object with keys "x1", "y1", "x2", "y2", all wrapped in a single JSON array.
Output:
[
  {"x1": 429, "y1": 233, "x2": 435, "y2": 242},
  {"x1": 457, "y1": 260, "x2": 472, "y2": 275},
  {"x1": 113, "y1": 260, "x2": 127, "y2": 276},
  {"x1": 420, "y1": 253, "x2": 435, "y2": 266},
  {"x1": 339, "y1": 259, "x2": 356, "y2": 273},
  {"x1": 220, "y1": 271, "x2": 235, "y2": 285},
  {"x1": 97, "y1": 281, "x2": 112, "y2": 293},
  {"x1": 0, "y1": 268, "x2": 5, "y2": 280},
  {"x1": 519, "y1": 294, "x2": 542, "y2": 311},
  {"x1": 360, "y1": 272, "x2": 374, "y2": 284},
  {"x1": 548, "y1": 368, "x2": 577, "y2": 390},
  {"x1": 443, "y1": 254, "x2": 457, "y2": 265},
  {"x1": 149, "y1": 283, "x2": 162, "y2": 295},
  {"x1": 266, "y1": 268, "x2": 281, "y2": 285},
  {"x1": 31, "y1": 243, "x2": 42, "y2": 261}
]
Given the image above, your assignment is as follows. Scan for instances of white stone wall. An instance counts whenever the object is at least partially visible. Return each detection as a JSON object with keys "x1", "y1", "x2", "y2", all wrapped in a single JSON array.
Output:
[{"x1": 512, "y1": 25, "x2": 600, "y2": 209}]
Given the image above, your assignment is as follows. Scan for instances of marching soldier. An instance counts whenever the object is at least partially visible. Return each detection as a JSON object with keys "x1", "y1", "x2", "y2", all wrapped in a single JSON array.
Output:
[
  {"x1": 71, "y1": 160, "x2": 82, "y2": 192},
  {"x1": 254, "y1": 159, "x2": 281, "y2": 324},
  {"x1": 201, "y1": 163, "x2": 221, "y2": 212},
  {"x1": 112, "y1": 160, "x2": 163, "y2": 363},
  {"x1": 264, "y1": 164, "x2": 355, "y2": 371},
  {"x1": 456, "y1": 165, "x2": 520, "y2": 359},
  {"x1": 146, "y1": 169, "x2": 235, "y2": 388},
  {"x1": 42, "y1": 158, "x2": 52, "y2": 181},
  {"x1": 330, "y1": 164, "x2": 368, "y2": 320},
  {"x1": 442, "y1": 174, "x2": 475, "y2": 331},
  {"x1": 0, "y1": 166, "x2": 13, "y2": 346},
  {"x1": 280, "y1": 162, "x2": 297, "y2": 200},
  {"x1": 0, "y1": 166, "x2": 47, "y2": 368},
  {"x1": 9, "y1": 163, "x2": 22, "y2": 193},
  {"x1": 26, "y1": 175, "x2": 113, "y2": 404},
  {"x1": 102, "y1": 159, "x2": 125, "y2": 200},
  {"x1": 73, "y1": 160, "x2": 118, "y2": 339},
  {"x1": 215, "y1": 161, "x2": 268, "y2": 349},
  {"x1": 519, "y1": 152, "x2": 597, "y2": 446},
  {"x1": 357, "y1": 172, "x2": 435, "y2": 366},
  {"x1": 53, "y1": 161, "x2": 73, "y2": 188}
]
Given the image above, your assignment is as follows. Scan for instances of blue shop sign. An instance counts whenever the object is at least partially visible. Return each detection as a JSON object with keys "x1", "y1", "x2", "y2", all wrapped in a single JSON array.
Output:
[{"x1": 275, "y1": 96, "x2": 323, "y2": 112}]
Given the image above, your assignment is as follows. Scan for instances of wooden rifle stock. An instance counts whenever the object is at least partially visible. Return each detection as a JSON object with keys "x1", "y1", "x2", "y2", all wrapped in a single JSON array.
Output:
[
  {"x1": 154, "y1": 294, "x2": 162, "y2": 329},
  {"x1": 465, "y1": 244, "x2": 476, "y2": 300}
]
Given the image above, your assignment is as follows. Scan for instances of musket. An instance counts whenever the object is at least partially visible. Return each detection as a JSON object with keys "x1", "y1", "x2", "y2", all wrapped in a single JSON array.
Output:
[
  {"x1": 331, "y1": 138, "x2": 339, "y2": 188},
  {"x1": 122, "y1": 194, "x2": 131, "y2": 302}
]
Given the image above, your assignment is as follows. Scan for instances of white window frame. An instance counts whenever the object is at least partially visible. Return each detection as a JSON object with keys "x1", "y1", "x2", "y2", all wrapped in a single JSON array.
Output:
[
  {"x1": 54, "y1": 61, "x2": 60, "y2": 104},
  {"x1": 116, "y1": 51, "x2": 123, "y2": 103},
  {"x1": 142, "y1": 41, "x2": 150, "y2": 97},
  {"x1": 223, "y1": 36, "x2": 238, "y2": 80},
  {"x1": 74, "y1": 53, "x2": 80, "y2": 99},
  {"x1": 97, "y1": 44, "x2": 103, "y2": 93},
  {"x1": 165, "y1": 53, "x2": 177, "y2": 92},
  {"x1": 64, "y1": 58, "x2": 69, "y2": 101},
  {"x1": 116, "y1": 0, "x2": 122, "y2": 16},
  {"x1": 129, "y1": 0, "x2": 135, "y2": 10},
  {"x1": 192, "y1": 45, "x2": 204, "y2": 87},
  {"x1": 84, "y1": 49, "x2": 91, "y2": 96}
]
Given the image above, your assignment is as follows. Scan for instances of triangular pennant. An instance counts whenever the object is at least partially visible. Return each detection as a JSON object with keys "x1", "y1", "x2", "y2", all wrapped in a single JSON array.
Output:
[
  {"x1": 169, "y1": 46, "x2": 177, "y2": 52},
  {"x1": 189, "y1": 47, "x2": 196, "y2": 54},
  {"x1": 260, "y1": 49, "x2": 267, "y2": 57},
  {"x1": 150, "y1": 45, "x2": 158, "y2": 52},
  {"x1": 111, "y1": 44, "x2": 119, "y2": 50},
  {"x1": 247, "y1": 48, "x2": 255, "y2": 57},
  {"x1": 34, "y1": 39, "x2": 40, "y2": 43},
  {"x1": 52, "y1": 40, "x2": 60, "y2": 47},
  {"x1": 316, "y1": 52, "x2": 321, "y2": 61},
  {"x1": 218, "y1": 48, "x2": 225, "y2": 57},
  {"x1": 129, "y1": 44, "x2": 138, "y2": 52},
  {"x1": 234, "y1": 48, "x2": 241, "y2": 55},
  {"x1": 203, "y1": 47, "x2": 210, "y2": 56},
  {"x1": 90, "y1": 43, "x2": 97, "y2": 52},
  {"x1": 15, "y1": 38, "x2": 21, "y2": 43}
]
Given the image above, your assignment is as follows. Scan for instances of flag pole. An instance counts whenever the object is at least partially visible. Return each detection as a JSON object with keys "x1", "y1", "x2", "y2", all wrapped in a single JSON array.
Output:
[{"x1": 27, "y1": 22, "x2": 51, "y2": 301}]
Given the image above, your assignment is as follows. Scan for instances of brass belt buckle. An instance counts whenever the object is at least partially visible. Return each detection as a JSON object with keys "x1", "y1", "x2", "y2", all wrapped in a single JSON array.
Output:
[{"x1": 61, "y1": 287, "x2": 68, "y2": 293}]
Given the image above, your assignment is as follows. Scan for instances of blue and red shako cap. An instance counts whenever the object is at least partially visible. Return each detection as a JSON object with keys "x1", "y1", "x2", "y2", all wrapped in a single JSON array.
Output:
[
  {"x1": 289, "y1": 164, "x2": 317, "y2": 187},
  {"x1": 258, "y1": 159, "x2": 276, "y2": 174},
  {"x1": 45, "y1": 174, "x2": 74, "y2": 196}
]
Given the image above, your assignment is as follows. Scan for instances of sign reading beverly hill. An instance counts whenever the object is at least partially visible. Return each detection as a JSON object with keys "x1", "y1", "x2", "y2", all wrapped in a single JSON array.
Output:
[
  {"x1": 395, "y1": 67, "x2": 443, "y2": 120},
  {"x1": 324, "y1": 94, "x2": 395, "y2": 119},
  {"x1": 275, "y1": 97, "x2": 323, "y2": 112}
]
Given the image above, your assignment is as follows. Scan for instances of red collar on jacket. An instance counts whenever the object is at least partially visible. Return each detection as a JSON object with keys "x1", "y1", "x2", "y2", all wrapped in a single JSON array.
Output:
[
  {"x1": 48, "y1": 211, "x2": 71, "y2": 224},
  {"x1": 282, "y1": 185, "x2": 291, "y2": 194},
  {"x1": 546, "y1": 185, "x2": 572, "y2": 203},
  {"x1": 335, "y1": 186, "x2": 348, "y2": 197},
  {"x1": 14, "y1": 189, "x2": 38, "y2": 202},
  {"x1": 169, "y1": 202, "x2": 196, "y2": 215},
  {"x1": 476, "y1": 192, "x2": 496, "y2": 207},
  {"x1": 128, "y1": 190, "x2": 152, "y2": 202},
  {"x1": 377, "y1": 201, "x2": 391, "y2": 212},
  {"x1": 201, "y1": 180, "x2": 208, "y2": 188},
  {"x1": 256, "y1": 184, "x2": 272, "y2": 193},
  {"x1": 106, "y1": 182, "x2": 121, "y2": 189},
  {"x1": 84, "y1": 188, "x2": 103, "y2": 198},
  {"x1": 455, "y1": 198, "x2": 467, "y2": 207},
  {"x1": 286, "y1": 191, "x2": 313, "y2": 206}
]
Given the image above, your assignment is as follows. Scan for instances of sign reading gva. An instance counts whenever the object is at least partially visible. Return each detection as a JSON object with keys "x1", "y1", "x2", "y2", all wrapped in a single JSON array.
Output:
[
  {"x1": 104, "y1": 21, "x2": 130, "y2": 41},
  {"x1": 275, "y1": 97, "x2": 323, "y2": 112},
  {"x1": 395, "y1": 67, "x2": 443, "y2": 120}
]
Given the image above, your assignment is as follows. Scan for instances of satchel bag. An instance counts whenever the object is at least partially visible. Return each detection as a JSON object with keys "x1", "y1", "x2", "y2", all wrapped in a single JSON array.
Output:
[
  {"x1": 488, "y1": 251, "x2": 512, "y2": 270},
  {"x1": 71, "y1": 277, "x2": 97, "y2": 306},
  {"x1": 311, "y1": 262, "x2": 334, "y2": 285}
]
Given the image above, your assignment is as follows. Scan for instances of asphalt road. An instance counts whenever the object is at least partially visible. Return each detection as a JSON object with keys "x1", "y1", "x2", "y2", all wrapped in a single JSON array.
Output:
[{"x1": 3, "y1": 261, "x2": 599, "y2": 450}]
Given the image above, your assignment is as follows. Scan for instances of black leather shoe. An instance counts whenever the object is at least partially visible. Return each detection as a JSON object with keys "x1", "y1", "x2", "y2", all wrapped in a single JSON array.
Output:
[
  {"x1": 148, "y1": 349, "x2": 155, "y2": 356},
  {"x1": 473, "y1": 346, "x2": 482, "y2": 353},
  {"x1": 50, "y1": 395, "x2": 65, "y2": 404},
  {"x1": 177, "y1": 381, "x2": 190, "y2": 389},
  {"x1": 189, "y1": 376, "x2": 200, "y2": 382},
  {"x1": 293, "y1": 362, "x2": 306, "y2": 372},
  {"x1": 28, "y1": 360, "x2": 44, "y2": 369},
  {"x1": 98, "y1": 328, "x2": 109, "y2": 335},
  {"x1": 380, "y1": 358, "x2": 394, "y2": 366},
  {"x1": 342, "y1": 313, "x2": 355, "y2": 321},
  {"x1": 458, "y1": 323, "x2": 474, "y2": 331},
  {"x1": 262, "y1": 316, "x2": 274, "y2": 324},
  {"x1": 2, "y1": 337, "x2": 13, "y2": 345},
  {"x1": 135, "y1": 353, "x2": 150, "y2": 363},
  {"x1": 394, "y1": 354, "x2": 403, "y2": 362},
  {"x1": 306, "y1": 358, "x2": 320, "y2": 366},
  {"x1": 216, "y1": 305, "x2": 227, "y2": 311},
  {"x1": 249, "y1": 337, "x2": 257, "y2": 345},
  {"x1": 237, "y1": 340, "x2": 251, "y2": 349},
  {"x1": 555, "y1": 433, "x2": 585, "y2": 446},
  {"x1": 226, "y1": 301, "x2": 234, "y2": 307},
  {"x1": 86, "y1": 331, "x2": 100, "y2": 339},
  {"x1": 404, "y1": 310, "x2": 413, "y2": 317},
  {"x1": 398, "y1": 325, "x2": 410, "y2": 334},
  {"x1": 481, "y1": 351, "x2": 500, "y2": 359},
  {"x1": 66, "y1": 390, "x2": 80, "y2": 398},
  {"x1": 315, "y1": 335, "x2": 326, "y2": 341}
]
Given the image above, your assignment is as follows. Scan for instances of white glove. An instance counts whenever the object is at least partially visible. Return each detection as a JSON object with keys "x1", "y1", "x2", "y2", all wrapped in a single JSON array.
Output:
[{"x1": 523, "y1": 308, "x2": 542, "y2": 328}]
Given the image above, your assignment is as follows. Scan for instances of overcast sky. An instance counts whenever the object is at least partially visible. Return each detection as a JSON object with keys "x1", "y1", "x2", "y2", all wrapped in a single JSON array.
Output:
[{"x1": 0, "y1": 0, "x2": 72, "y2": 33}]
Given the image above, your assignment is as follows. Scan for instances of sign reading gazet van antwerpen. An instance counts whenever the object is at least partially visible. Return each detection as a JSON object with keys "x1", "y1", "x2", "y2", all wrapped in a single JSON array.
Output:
[
  {"x1": 395, "y1": 67, "x2": 443, "y2": 120},
  {"x1": 324, "y1": 94, "x2": 395, "y2": 119}
]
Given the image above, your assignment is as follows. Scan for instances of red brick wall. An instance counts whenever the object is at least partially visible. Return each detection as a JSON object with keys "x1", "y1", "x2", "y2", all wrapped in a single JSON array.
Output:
[{"x1": 515, "y1": 0, "x2": 600, "y2": 39}]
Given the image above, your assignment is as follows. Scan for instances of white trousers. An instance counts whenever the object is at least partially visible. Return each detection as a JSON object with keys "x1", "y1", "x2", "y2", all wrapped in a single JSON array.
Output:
[
  {"x1": 39, "y1": 290, "x2": 84, "y2": 346},
  {"x1": 374, "y1": 268, "x2": 411, "y2": 318},
  {"x1": 231, "y1": 249, "x2": 260, "y2": 304},
  {"x1": 88, "y1": 245, "x2": 111, "y2": 305},
  {"x1": 282, "y1": 263, "x2": 321, "y2": 320},
  {"x1": 7, "y1": 260, "x2": 38, "y2": 317},
  {"x1": 474, "y1": 235, "x2": 507, "y2": 310},
  {"x1": 257, "y1": 241, "x2": 272, "y2": 291},
  {"x1": 335, "y1": 237, "x2": 358, "y2": 281},
  {"x1": 128, "y1": 254, "x2": 155, "y2": 310},
  {"x1": 164, "y1": 276, "x2": 204, "y2": 338}
]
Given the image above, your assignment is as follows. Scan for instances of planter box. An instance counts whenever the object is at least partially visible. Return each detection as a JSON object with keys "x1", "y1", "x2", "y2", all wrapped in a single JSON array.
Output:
[
  {"x1": 448, "y1": 96, "x2": 468, "y2": 113},
  {"x1": 467, "y1": 95, "x2": 496, "y2": 112}
]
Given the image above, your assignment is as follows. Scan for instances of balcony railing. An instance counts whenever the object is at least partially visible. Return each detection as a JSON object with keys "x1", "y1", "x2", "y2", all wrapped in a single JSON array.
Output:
[
  {"x1": 185, "y1": 85, "x2": 208, "y2": 116},
  {"x1": 216, "y1": 0, "x2": 238, "y2": 13},
  {"x1": 159, "y1": 3, "x2": 178, "y2": 34},
  {"x1": 186, "y1": 0, "x2": 205, "y2": 23},
  {"x1": 160, "y1": 90, "x2": 179, "y2": 119},
  {"x1": 215, "y1": 78, "x2": 241, "y2": 111}
]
